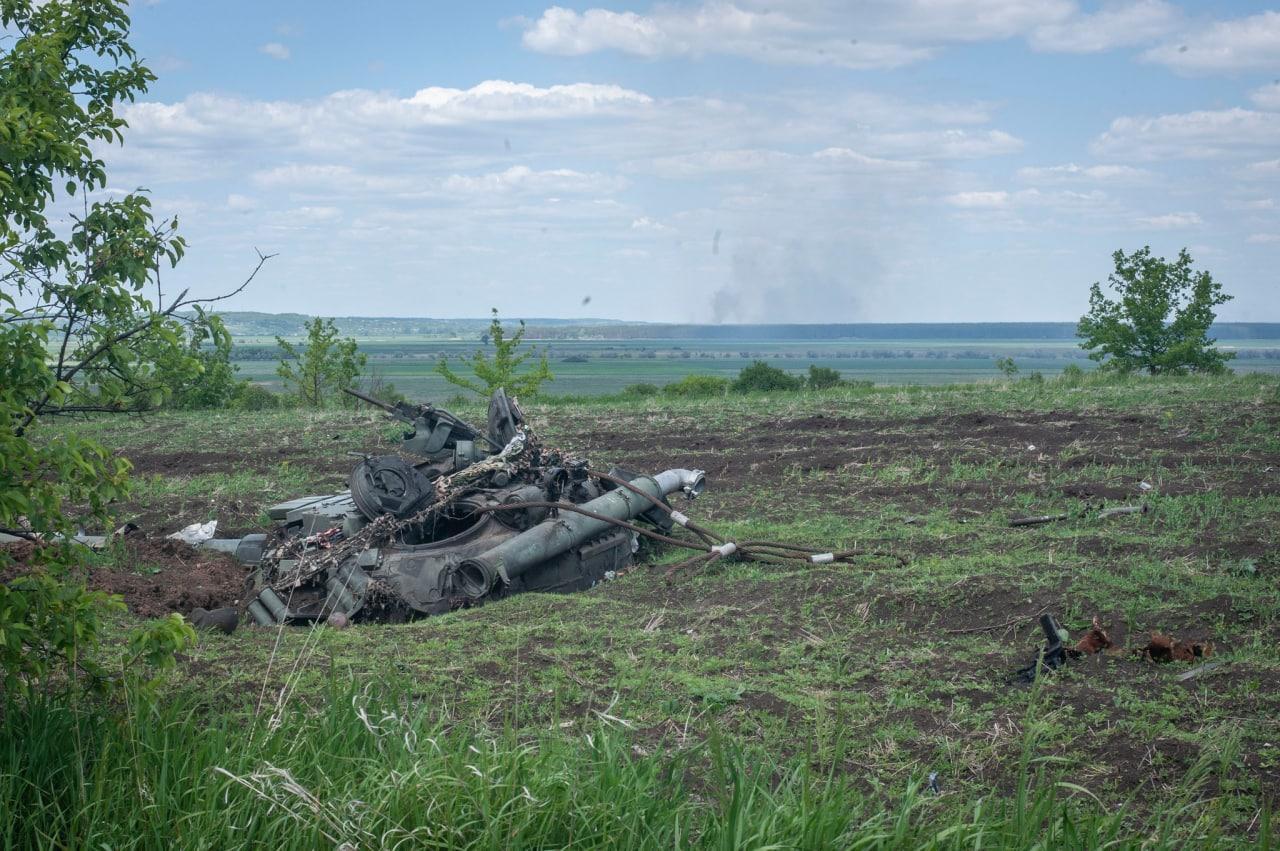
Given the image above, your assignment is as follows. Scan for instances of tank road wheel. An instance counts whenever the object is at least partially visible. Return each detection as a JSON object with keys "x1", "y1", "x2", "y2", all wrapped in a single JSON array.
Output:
[{"x1": 350, "y1": 455, "x2": 431, "y2": 519}]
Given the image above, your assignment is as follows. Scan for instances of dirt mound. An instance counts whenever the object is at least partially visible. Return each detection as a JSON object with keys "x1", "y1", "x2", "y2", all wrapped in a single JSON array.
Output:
[
  {"x1": 2, "y1": 537, "x2": 248, "y2": 619},
  {"x1": 90, "y1": 538, "x2": 249, "y2": 617}
]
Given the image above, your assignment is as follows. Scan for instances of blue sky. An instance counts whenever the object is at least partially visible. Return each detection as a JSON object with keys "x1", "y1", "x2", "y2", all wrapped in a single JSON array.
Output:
[{"x1": 103, "y1": 1, "x2": 1280, "y2": 322}]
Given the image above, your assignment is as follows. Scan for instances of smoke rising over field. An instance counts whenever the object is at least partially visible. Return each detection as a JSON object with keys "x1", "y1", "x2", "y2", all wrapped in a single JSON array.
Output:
[{"x1": 709, "y1": 235, "x2": 876, "y2": 323}]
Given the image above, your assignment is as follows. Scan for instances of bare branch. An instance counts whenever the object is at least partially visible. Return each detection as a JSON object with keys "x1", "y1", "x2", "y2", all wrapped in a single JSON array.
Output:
[
  {"x1": 29, "y1": 404, "x2": 152, "y2": 416},
  {"x1": 15, "y1": 250, "x2": 274, "y2": 434},
  {"x1": 1, "y1": 304, "x2": 70, "y2": 324},
  {"x1": 180, "y1": 247, "x2": 275, "y2": 309}
]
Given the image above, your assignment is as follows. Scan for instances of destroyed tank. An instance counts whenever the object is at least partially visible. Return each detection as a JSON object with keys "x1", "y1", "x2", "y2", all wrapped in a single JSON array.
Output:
[{"x1": 228, "y1": 388, "x2": 705, "y2": 626}]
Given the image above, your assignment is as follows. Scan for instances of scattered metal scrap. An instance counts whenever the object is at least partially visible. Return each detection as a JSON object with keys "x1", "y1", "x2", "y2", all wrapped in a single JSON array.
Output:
[
  {"x1": 1073, "y1": 615, "x2": 1113, "y2": 654},
  {"x1": 0, "y1": 521, "x2": 140, "y2": 549},
  {"x1": 1015, "y1": 612, "x2": 1113, "y2": 682},
  {"x1": 1015, "y1": 613, "x2": 1216, "y2": 682},
  {"x1": 1176, "y1": 660, "x2": 1227, "y2": 681},
  {"x1": 1014, "y1": 614, "x2": 1106, "y2": 682},
  {"x1": 1009, "y1": 504, "x2": 1148, "y2": 527},
  {"x1": 1141, "y1": 631, "x2": 1214, "y2": 663},
  {"x1": 1096, "y1": 505, "x2": 1148, "y2": 520},
  {"x1": 190, "y1": 606, "x2": 238, "y2": 634}
]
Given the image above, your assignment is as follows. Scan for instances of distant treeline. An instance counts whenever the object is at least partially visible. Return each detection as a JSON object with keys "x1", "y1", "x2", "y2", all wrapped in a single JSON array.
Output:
[
  {"x1": 210, "y1": 312, "x2": 630, "y2": 338},
  {"x1": 211, "y1": 313, "x2": 1280, "y2": 343},
  {"x1": 529, "y1": 322, "x2": 1280, "y2": 342}
]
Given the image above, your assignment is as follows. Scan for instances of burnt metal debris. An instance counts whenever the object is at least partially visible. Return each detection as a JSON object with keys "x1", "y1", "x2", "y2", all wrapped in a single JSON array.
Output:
[
  {"x1": 1015, "y1": 614, "x2": 1074, "y2": 682},
  {"x1": 227, "y1": 388, "x2": 708, "y2": 626},
  {"x1": 1012, "y1": 613, "x2": 1215, "y2": 682},
  {"x1": 2, "y1": 386, "x2": 897, "y2": 627}
]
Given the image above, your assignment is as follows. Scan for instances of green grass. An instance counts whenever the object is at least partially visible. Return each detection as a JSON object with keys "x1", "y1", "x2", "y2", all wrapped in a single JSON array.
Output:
[
  {"x1": 2, "y1": 680, "x2": 1267, "y2": 849},
  {"x1": 12, "y1": 371, "x2": 1280, "y2": 847}
]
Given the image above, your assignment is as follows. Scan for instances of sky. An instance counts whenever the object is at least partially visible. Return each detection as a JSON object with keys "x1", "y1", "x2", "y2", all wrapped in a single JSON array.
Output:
[{"x1": 93, "y1": 0, "x2": 1280, "y2": 322}]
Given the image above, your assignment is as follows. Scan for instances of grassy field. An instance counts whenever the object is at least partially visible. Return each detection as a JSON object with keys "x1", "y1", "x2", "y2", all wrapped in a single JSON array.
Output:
[
  {"x1": 232, "y1": 336, "x2": 1280, "y2": 398},
  {"x1": 6, "y1": 373, "x2": 1280, "y2": 847}
]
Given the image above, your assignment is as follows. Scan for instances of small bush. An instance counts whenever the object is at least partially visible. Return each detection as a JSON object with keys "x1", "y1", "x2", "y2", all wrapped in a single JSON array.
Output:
[
  {"x1": 377, "y1": 382, "x2": 408, "y2": 405},
  {"x1": 623, "y1": 382, "x2": 660, "y2": 397},
  {"x1": 806, "y1": 365, "x2": 844, "y2": 390},
  {"x1": 1060, "y1": 364, "x2": 1086, "y2": 384},
  {"x1": 995, "y1": 356, "x2": 1019, "y2": 377},
  {"x1": 731, "y1": 361, "x2": 803, "y2": 393},
  {"x1": 362, "y1": 367, "x2": 408, "y2": 405},
  {"x1": 232, "y1": 383, "x2": 281, "y2": 411},
  {"x1": 662, "y1": 375, "x2": 730, "y2": 398},
  {"x1": 436, "y1": 308, "x2": 553, "y2": 398},
  {"x1": 276, "y1": 317, "x2": 366, "y2": 408}
]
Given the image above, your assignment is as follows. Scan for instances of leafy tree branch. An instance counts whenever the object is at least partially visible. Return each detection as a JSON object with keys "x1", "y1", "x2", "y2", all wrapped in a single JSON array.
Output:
[{"x1": 2, "y1": 0, "x2": 264, "y2": 694}]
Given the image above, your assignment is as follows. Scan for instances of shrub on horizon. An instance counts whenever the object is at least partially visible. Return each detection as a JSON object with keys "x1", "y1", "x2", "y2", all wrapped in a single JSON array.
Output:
[
  {"x1": 662, "y1": 375, "x2": 730, "y2": 398},
  {"x1": 731, "y1": 361, "x2": 803, "y2": 393},
  {"x1": 623, "y1": 383, "x2": 660, "y2": 397},
  {"x1": 806, "y1": 365, "x2": 845, "y2": 390}
]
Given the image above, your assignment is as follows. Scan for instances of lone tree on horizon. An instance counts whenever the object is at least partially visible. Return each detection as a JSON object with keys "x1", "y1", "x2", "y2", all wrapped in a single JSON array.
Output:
[{"x1": 1077, "y1": 246, "x2": 1234, "y2": 375}]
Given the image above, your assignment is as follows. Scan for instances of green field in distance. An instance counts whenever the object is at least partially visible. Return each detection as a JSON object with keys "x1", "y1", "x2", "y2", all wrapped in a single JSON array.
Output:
[{"x1": 232, "y1": 335, "x2": 1280, "y2": 398}]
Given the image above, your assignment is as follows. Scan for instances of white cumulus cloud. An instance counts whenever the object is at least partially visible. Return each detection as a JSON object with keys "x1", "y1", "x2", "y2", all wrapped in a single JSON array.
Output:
[
  {"x1": 1144, "y1": 10, "x2": 1280, "y2": 73},
  {"x1": 121, "y1": 80, "x2": 654, "y2": 153},
  {"x1": 637, "y1": 149, "x2": 795, "y2": 178},
  {"x1": 406, "y1": 79, "x2": 652, "y2": 122},
  {"x1": 630, "y1": 216, "x2": 671, "y2": 231},
  {"x1": 225, "y1": 193, "x2": 257, "y2": 212},
  {"x1": 1252, "y1": 82, "x2": 1280, "y2": 111},
  {"x1": 633, "y1": 145, "x2": 927, "y2": 179},
  {"x1": 441, "y1": 166, "x2": 626, "y2": 195},
  {"x1": 520, "y1": 3, "x2": 932, "y2": 69},
  {"x1": 1136, "y1": 211, "x2": 1202, "y2": 229},
  {"x1": 880, "y1": 0, "x2": 1075, "y2": 42},
  {"x1": 1030, "y1": 0, "x2": 1178, "y2": 52},
  {"x1": 1016, "y1": 162, "x2": 1152, "y2": 182},
  {"x1": 812, "y1": 147, "x2": 924, "y2": 171},
  {"x1": 275, "y1": 205, "x2": 341, "y2": 225},
  {"x1": 945, "y1": 191, "x2": 1011, "y2": 208},
  {"x1": 253, "y1": 164, "x2": 362, "y2": 189},
  {"x1": 260, "y1": 42, "x2": 290, "y2": 60},
  {"x1": 869, "y1": 129, "x2": 1023, "y2": 159},
  {"x1": 518, "y1": 1, "x2": 1091, "y2": 69},
  {"x1": 521, "y1": 7, "x2": 667, "y2": 57},
  {"x1": 1092, "y1": 108, "x2": 1280, "y2": 159}
]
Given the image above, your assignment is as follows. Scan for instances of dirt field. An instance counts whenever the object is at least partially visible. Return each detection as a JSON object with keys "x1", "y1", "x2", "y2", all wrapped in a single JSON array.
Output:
[{"x1": 24, "y1": 376, "x2": 1280, "y2": 823}]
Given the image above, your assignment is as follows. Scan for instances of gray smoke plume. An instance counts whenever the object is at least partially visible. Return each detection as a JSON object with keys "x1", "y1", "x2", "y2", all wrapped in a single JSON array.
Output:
[{"x1": 709, "y1": 234, "x2": 878, "y2": 323}]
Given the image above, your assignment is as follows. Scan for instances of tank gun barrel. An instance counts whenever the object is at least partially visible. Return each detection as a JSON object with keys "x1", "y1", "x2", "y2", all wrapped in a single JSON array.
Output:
[
  {"x1": 452, "y1": 468, "x2": 705, "y2": 598},
  {"x1": 343, "y1": 386, "x2": 404, "y2": 416},
  {"x1": 344, "y1": 386, "x2": 498, "y2": 448}
]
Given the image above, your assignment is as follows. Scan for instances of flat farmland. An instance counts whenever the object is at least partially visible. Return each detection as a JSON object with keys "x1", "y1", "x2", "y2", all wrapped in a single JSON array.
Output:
[{"x1": 230, "y1": 335, "x2": 1280, "y2": 398}]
